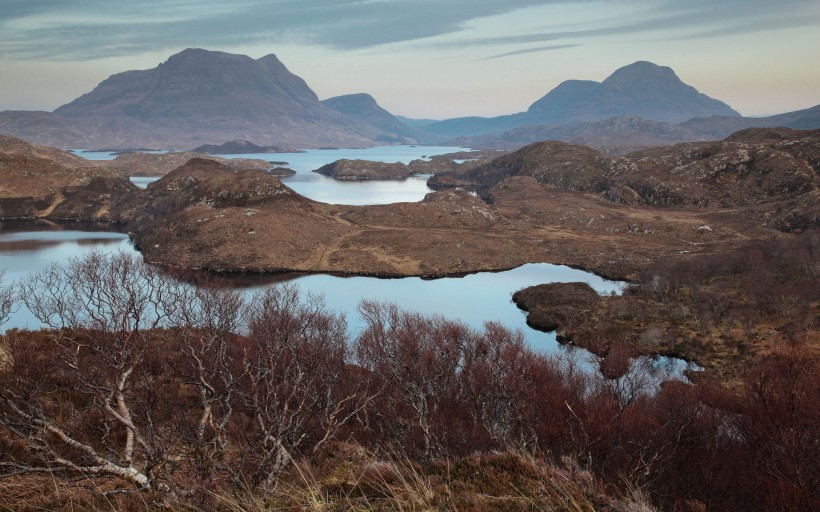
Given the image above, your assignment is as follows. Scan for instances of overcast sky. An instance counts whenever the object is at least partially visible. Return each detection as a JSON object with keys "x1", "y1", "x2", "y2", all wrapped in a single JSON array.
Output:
[{"x1": 1, "y1": 0, "x2": 819, "y2": 119}]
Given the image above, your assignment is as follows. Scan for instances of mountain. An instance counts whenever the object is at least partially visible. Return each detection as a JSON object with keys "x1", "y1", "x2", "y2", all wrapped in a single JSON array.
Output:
[
  {"x1": 427, "y1": 61, "x2": 740, "y2": 138},
  {"x1": 0, "y1": 49, "x2": 428, "y2": 149},
  {"x1": 55, "y1": 49, "x2": 320, "y2": 121},
  {"x1": 321, "y1": 93, "x2": 438, "y2": 143},
  {"x1": 569, "y1": 61, "x2": 738, "y2": 122}
]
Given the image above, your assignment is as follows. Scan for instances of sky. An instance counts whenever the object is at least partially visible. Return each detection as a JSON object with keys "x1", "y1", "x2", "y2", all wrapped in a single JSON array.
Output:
[{"x1": 1, "y1": 0, "x2": 819, "y2": 119}]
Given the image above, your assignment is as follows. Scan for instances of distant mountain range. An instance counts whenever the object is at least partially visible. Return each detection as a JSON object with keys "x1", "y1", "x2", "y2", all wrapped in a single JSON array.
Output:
[{"x1": 0, "y1": 49, "x2": 817, "y2": 150}]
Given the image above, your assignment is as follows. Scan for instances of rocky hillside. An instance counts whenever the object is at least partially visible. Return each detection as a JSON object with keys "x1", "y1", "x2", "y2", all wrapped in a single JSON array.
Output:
[
  {"x1": 0, "y1": 136, "x2": 136, "y2": 220},
  {"x1": 681, "y1": 104, "x2": 820, "y2": 139},
  {"x1": 455, "y1": 105, "x2": 820, "y2": 153},
  {"x1": 430, "y1": 128, "x2": 819, "y2": 232},
  {"x1": 0, "y1": 131, "x2": 811, "y2": 281},
  {"x1": 450, "y1": 116, "x2": 705, "y2": 153},
  {"x1": 0, "y1": 134, "x2": 91, "y2": 168}
]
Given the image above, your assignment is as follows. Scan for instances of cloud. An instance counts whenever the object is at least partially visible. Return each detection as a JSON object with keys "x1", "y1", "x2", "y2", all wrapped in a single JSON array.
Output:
[
  {"x1": 0, "y1": 0, "x2": 561, "y2": 60},
  {"x1": 432, "y1": 0, "x2": 820, "y2": 51},
  {"x1": 0, "y1": 0, "x2": 818, "y2": 61},
  {"x1": 483, "y1": 44, "x2": 580, "y2": 60}
]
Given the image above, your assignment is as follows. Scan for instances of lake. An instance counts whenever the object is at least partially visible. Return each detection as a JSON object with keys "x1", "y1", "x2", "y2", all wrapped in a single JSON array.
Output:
[
  {"x1": 75, "y1": 145, "x2": 468, "y2": 205},
  {"x1": 0, "y1": 223, "x2": 696, "y2": 381}
]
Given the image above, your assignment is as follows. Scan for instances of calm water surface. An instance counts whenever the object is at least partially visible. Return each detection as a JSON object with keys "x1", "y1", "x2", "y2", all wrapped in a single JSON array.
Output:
[
  {"x1": 0, "y1": 225, "x2": 696, "y2": 381},
  {"x1": 0, "y1": 225, "x2": 616, "y2": 350},
  {"x1": 78, "y1": 145, "x2": 467, "y2": 205}
]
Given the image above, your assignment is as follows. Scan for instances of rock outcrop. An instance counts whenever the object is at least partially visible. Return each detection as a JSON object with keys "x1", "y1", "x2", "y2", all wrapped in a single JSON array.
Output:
[{"x1": 0, "y1": 136, "x2": 137, "y2": 221}]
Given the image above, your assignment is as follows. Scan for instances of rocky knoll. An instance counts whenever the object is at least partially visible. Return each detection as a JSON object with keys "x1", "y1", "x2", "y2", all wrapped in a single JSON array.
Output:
[
  {"x1": 98, "y1": 151, "x2": 294, "y2": 177},
  {"x1": 0, "y1": 137, "x2": 136, "y2": 221},
  {"x1": 314, "y1": 159, "x2": 413, "y2": 180},
  {"x1": 190, "y1": 139, "x2": 301, "y2": 154},
  {"x1": 429, "y1": 141, "x2": 613, "y2": 194},
  {"x1": 0, "y1": 134, "x2": 91, "y2": 168}
]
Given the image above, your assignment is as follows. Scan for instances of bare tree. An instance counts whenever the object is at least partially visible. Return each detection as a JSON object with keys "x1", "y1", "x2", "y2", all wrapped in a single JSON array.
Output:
[
  {"x1": 355, "y1": 301, "x2": 468, "y2": 462},
  {"x1": 0, "y1": 270, "x2": 15, "y2": 327},
  {"x1": 461, "y1": 322, "x2": 534, "y2": 450},
  {"x1": 166, "y1": 274, "x2": 246, "y2": 490},
  {"x1": 237, "y1": 284, "x2": 358, "y2": 489},
  {"x1": 2, "y1": 251, "x2": 182, "y2": 491}
]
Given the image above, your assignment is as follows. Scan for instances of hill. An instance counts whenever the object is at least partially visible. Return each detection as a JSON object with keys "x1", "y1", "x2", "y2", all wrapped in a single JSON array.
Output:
[{"x1": 321, "y1": 93, "x2": 437, "y2": 144}]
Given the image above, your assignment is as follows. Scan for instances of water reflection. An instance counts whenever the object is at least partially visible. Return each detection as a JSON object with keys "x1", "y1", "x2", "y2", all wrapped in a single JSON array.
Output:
[{"x1": 104, "y1": 145, "x2": 466, "y2": 204}]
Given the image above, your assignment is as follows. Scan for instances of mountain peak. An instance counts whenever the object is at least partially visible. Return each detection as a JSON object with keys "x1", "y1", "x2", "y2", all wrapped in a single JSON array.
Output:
[
  {"x1": 322, "y1": 93, "x2": 379, "y2": 113},
  {"x1": 162, "y1": 48, "x2": 253, "y2": 68},
  {"x1": 603, "y1": 61, "x2": 682, "y2": 87}
]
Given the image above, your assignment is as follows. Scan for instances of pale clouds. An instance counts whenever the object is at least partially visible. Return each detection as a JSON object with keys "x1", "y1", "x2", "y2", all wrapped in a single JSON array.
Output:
[{"x1": 1, "y1": 0, "x2": 818, "y2": 60}]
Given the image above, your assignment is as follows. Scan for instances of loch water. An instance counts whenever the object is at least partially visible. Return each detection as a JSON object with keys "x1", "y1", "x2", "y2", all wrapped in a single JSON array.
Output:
[
  {"x1": 0, "y1": 222, "x2": 696, "y2": 382},
  {"x1": 76, "y1": 145, "x2": 467, "y2": 205}
]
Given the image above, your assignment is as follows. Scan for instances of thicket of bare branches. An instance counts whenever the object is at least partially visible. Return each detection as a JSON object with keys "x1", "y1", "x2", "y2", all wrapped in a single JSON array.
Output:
[{"x1": 0, "y1": 251, "x2": 817, "y2": 511}]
